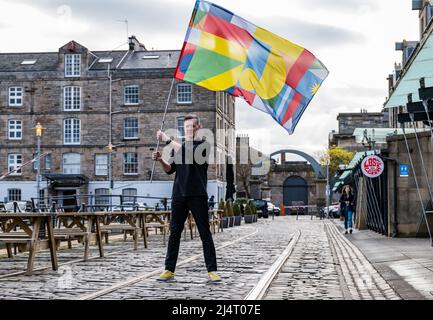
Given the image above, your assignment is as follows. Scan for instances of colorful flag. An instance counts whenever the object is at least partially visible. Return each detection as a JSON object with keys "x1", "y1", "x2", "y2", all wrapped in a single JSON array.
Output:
[{"x1": 175, "y1": 0, "x2": 329, "y2": 134}]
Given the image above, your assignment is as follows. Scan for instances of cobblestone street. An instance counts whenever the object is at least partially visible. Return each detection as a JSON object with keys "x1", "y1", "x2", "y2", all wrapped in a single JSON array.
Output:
[{"x1": 0, "y1": 216, "x2": 430, "y2": 300}]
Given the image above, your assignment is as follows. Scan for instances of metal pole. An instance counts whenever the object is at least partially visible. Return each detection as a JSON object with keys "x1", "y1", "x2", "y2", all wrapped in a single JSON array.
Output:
[
  {"x1": 108, "y1": 64, "x2": 113, "y2": 211},
  {"x1": 150, "y1": 78, "x2": 176, "y2": 183},
  {"x1": 326, "y1": 160, "x2": 330, "y2": 219},
  {"x1": 36, "y1": 135, "x2": 41, "y2": 209}
]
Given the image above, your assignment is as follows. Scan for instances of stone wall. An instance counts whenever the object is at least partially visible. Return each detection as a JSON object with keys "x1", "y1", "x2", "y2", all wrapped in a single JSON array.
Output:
[{"x1": 387, "y1": 131, "x2": 433, "y2": 237}]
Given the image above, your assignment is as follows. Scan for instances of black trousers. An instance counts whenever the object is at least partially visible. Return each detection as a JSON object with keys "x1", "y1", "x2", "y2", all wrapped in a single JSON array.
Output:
[{"x1": 165, "y1": 196, "x2": 217, "y2": 273}]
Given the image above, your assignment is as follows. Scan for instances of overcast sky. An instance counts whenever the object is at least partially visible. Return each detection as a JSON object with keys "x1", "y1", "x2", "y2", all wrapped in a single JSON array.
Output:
[{"x1": 0, "y1": 0, "x2": 420, "y2": 160}]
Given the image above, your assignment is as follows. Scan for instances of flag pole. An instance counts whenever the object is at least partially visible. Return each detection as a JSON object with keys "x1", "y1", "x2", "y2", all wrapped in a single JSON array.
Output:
[{"x1": 150, "y1": 78, "x2": 176, "y2": 183}]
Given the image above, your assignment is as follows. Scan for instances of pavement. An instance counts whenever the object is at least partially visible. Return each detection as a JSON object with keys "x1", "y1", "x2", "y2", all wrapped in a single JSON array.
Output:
[
  {"x1": 334, "y1": 220, "x2": 433, "y2": 300},
  {"x1": 0, "y1": 216, "x2": 432, "y2": 300}
]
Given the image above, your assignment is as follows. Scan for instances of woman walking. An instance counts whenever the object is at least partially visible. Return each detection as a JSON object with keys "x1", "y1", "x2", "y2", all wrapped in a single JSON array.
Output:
[{"x1": 339, "y1": 185, "x2": 355, "y2": 234}]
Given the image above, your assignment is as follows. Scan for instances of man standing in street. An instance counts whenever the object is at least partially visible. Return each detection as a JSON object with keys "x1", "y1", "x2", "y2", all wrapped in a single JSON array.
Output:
[{"x1": 152, "y1": 114, "x2": 221, "y2": 283}]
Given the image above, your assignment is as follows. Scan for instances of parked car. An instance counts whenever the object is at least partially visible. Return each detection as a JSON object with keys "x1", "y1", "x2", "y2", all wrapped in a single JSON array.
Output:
[
  {"x1": 3, "y1": 201, "x2": 33, "y2": 212},
  {"x1": 112, "y1": 202, "x2": 148, "y2": 212},
  {"x1": 267, "y1": 202, "x2": 281, "y2": 216},
  {"x1": 320, "y1": 202, "x2": 341, "y2": 218},
  {"x1": 253, "y1": 199, "x2": 269, "y2": 218}
]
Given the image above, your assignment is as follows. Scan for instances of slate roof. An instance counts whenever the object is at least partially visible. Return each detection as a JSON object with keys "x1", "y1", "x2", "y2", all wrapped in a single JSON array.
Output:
[
  {"x1": 121, "y1": 50, "x2": 180, "y2": 70},
  {"x1": 0, "y1": 46, "x2": 180, "y2": 73},
  {"x1": 0, "y1": 52, "x2": 59, "y2": 72}
]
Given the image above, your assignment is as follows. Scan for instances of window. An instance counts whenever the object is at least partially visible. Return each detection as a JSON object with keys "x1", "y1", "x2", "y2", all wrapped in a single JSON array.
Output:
[
  {"x1": 64, "y1": 118, "x2": 81, "y2": 145},
  {"x1": 122, "y1": 188, "x2": 137, "y2": 202},
  {"x1": 21, "y1": 59, "x2": 37, "y2": 65},
  {"x1": 63, "y1": 153, "x2": 80, "y2": 174},
  {"x1": 39, "y1": 189, "x2": 45, "y2": 203},
  {"x1": 8, "y1": 189, "x2": 21, "y2": 202},
  {"x1": 95, "y1": 154, "x2": 108, "y2": 176},
  {"x1": 9, "y1": 87, "x2": 23, "y2": 106},
  {"x1": 8, "y1": 154, "x2": 22, "y2": 176},
  {"x1": 428, "y1": 5, "x2": 433, "y2": 24},
  {"x1": 124, "y1": 118, "x2": 139, "y2": 139},
  {"x1": 123, "y1": 153, "x2": 138, "y2": 175},
  {"x1": 44, "y1": 154, "x2": 52, "y2": 172},
  {"x1": 8, "y1": 120, "x2": 22, "y2": 140},
  {"x1": 124, "y1": 85, "x2": 139, "y2": 105},
  {"x1": 177, "y1": 83, "x2": 192, "y2": 103},
  {"x1": 176, "y1": 117, "x2": 185, "y2": 139},
  {"x1": 95, "y1": 188, "x2": 109, "y2": 206},
  {"x1": 64, "y1": 86, "x2": 81, "y2": 111},
  {"x1": 65, "y1": 54, "x2": 81, "y2": 77}
]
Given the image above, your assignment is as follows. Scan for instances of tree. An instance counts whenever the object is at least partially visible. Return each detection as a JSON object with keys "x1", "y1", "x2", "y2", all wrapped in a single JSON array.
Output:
[
  {"x1": 237, "y1": 164, "x2": 252, "y2": 199},
  {"x1": 317, "y1": 146, "x2": 355, "y2": 179}
]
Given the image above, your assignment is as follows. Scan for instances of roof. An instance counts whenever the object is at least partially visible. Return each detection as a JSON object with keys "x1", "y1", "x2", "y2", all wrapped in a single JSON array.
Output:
[
  {"x1": 0, "y1": 43, "x2": 180, "y2": 73},
  {"x1": 44, "y1": 174, "x2": 89, "y2": 187},
  {"x1": 352, "y1": 128, "x2": 419, "y2": 144},
  {"x1": 0, "y1": 52, "x2": 59, "y2": 72},
  {"x1": 384, "y1": 27, "x2": 433, "y2": 108},
  {"x1": 332, "y1": 150, "x2": 379, "y2": 192},
  {"x1": 121, "y1": 51, "x2": 180, "y2": 69}
]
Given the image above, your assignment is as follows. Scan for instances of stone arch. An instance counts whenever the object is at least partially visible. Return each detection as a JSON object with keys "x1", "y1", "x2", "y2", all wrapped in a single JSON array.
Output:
[{"x1": 270, "y1": 149, "x2": 324, "y2": 178}]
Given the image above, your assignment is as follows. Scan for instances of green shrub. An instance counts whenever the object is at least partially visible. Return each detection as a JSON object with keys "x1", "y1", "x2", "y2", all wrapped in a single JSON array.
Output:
[
  {"x1": 233, "y1": 203, "x2": 241, "y2": 216},
  {"x1": 228, "y1": 201, "x2": 235, "y2": 217}
]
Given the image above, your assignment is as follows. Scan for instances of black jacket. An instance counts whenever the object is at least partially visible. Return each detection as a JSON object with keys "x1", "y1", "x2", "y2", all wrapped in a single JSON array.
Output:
[
  {"x1": 339, "y1": 192, "x2": 355, "y2": 211},
  {"x1": 167, "y1": 139, "x2": 210, "y2": 199}
]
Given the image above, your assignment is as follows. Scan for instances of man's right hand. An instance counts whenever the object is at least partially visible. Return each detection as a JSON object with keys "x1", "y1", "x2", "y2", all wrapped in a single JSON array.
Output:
[
  {"x1": 152, "y1": 151, "x2": 162, "y2": 162},
  {"x1": 157, "y1": 130, "x2": 169, "y2": 143}
]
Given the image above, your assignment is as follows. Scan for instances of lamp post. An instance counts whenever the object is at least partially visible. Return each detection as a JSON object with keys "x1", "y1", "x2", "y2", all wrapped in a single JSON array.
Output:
[
  {"x1": 99, "y1": 57, "x2": 122, "y2": 210},
  {"x1": 326, "y1": 157, "x2": 330, "y2": 219},
  {"x1": 34, "y1": 122, "x2": 45, "y2": 209}
]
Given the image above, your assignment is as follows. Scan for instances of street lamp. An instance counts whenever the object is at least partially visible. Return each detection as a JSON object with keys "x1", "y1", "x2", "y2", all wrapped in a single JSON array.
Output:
[
  {"x1": 326, "y1": 157, "x2": 330, "y2": 219},
  {"x1": 34, "y1": 122, "x2": 45, "y2": 208},
  {"x1": 98, "y1": 57, "x2": 120, "y2": 210}
]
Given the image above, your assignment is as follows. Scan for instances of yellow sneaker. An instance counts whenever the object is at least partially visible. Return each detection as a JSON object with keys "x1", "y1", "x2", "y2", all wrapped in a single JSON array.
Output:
[
  {"x1": 157, "y1": 270, "x2": 176, "y2": 282},
  {"x1": 207, "y1": 272, "x2": 222, "y2": 283}
]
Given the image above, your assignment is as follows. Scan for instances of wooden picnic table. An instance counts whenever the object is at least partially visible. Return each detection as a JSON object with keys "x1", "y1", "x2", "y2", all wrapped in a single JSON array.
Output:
[
  {"x1": 94, "y1": 211, "x2": 147, "y2": 250},
  {"x1": 55, "y1": 212, "x2": 104, "y2": 261},
  {"x1": 0, "y1": 212, "x2": 58, "y2": 274},
  {"x1": 142, "y1": 210, "x2": 171, "y2": 244},
  {"x1": 0, "y1": 210, "x2": 171, "y2": 275}
]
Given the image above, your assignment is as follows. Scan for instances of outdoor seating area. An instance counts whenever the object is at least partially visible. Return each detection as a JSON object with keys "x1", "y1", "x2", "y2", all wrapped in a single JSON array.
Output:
[{"x1": 0, "y1": 199, "x2": 239, "y2": 275}]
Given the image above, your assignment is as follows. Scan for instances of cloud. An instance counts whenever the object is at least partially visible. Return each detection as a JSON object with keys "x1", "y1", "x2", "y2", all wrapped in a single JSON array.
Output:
[
  {"x1": 300, "y1": 0, "x2": 379, "y2": 13},
  {"x1": 255, "y1": 16, "x2": 366, "y2": 49},
  {"x1": 12, "y1": 0, "x2": 191, "y2": 38}
]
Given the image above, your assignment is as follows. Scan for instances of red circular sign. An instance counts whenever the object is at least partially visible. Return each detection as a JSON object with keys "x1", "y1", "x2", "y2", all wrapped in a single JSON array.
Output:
[{"x1": 361, "y1": 155, "x2": 384, "y2": 178}]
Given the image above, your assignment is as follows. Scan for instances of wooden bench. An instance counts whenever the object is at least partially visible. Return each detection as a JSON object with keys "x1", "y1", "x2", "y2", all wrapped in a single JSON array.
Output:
[
  {"x1": 0, "y1": 213, "x2": 58, "y2": 274},
  {"x1": 209, "y1": 210, "x2": 224, "y2": 234},
  {"x1": 55, "y1": 213, "x2": 104, "y2": 260},
  {"x1": 97, "y1": 212, "x2": 146, "y2": 250},
  {"x1": 142, "y1": 211, "x2": 170, "y2": 245}
]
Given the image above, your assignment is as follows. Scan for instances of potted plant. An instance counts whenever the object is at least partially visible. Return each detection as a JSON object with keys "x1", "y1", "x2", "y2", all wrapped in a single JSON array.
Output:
[
  {"x1": 228, "y1": 201, "x2": 235, "y2": 227},
  {"x1": 233, "y1": 202, "x2": 242, "y2": 226},
  {"x1": 251, "y1": 200, "x2": 258, "y2": 222},
  {"x1": 219, "y1": 199, "x2": 228, "y2": 229},
  {"x1": 235, "y1": 198, "x2": 248, "y2": 217},
  {"x1": 225, "y1": 201, "x2": 234, "y2": 227},
  {"x1": 244, "y1": 201, "x2": 255, "y2": 224}
]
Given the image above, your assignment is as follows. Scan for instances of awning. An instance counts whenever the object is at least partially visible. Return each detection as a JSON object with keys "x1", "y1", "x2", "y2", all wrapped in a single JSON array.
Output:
[
  {"x1": 384, "y1": 31, "x2": 433, "y2": 108},
  {"x1": 44, "y1": 174, "x2": 89, "y2": 188},
  {"x1": 332, "y1": 150, "x2": 379, "y2": 192}
]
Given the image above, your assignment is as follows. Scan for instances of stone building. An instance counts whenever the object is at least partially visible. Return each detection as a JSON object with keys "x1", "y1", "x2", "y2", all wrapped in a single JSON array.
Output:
[
  {"x1": 0, "y1": 36, "x2": 236, "y2": 207},
  {"x1": 235, "y1": 135, "x2": 326, "y2": 212},
  {"x1": 328, "y1": 110, "x2": 389, "y2": 152}
]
